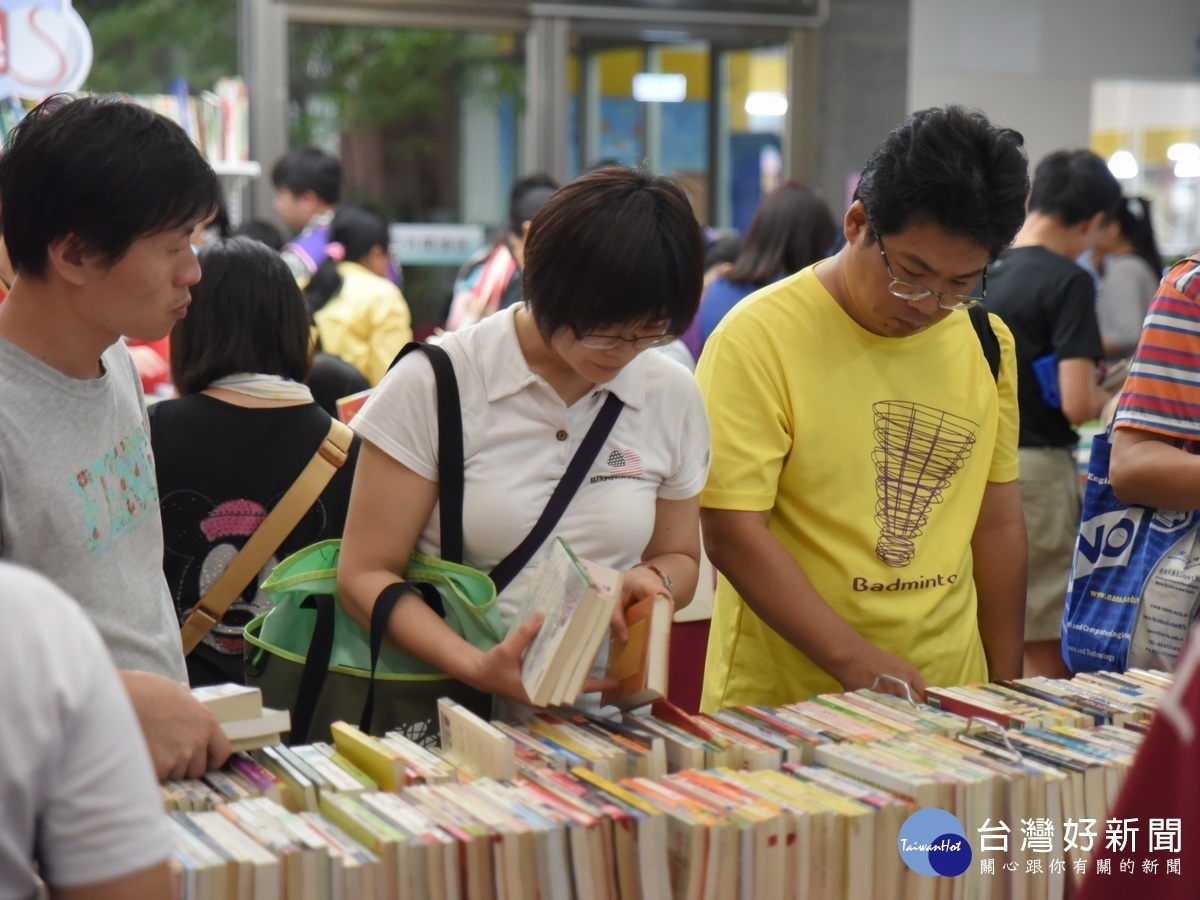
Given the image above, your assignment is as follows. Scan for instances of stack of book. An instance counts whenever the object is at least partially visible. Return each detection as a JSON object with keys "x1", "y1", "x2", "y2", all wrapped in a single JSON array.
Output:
[
  {"x1": 162, "y1": 669, "x2": 1168, "y2": 899},
  {"x1": 191, "y1": 684, "x2": 290, "y2": 753}
]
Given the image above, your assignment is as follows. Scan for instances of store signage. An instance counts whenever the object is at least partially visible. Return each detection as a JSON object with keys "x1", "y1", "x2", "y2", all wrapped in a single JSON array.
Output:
[
  {"x1": 389, "y1": 223, "x2": 486, "y2": 267},
  {"x1": 0, "y1": 0, "x2": 93, "y2": 98}
]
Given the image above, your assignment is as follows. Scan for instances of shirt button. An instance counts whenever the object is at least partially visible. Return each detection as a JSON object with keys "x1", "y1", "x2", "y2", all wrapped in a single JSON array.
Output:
[{"x1": 556, "y1": 430, "x2": 568, "y2": 441}]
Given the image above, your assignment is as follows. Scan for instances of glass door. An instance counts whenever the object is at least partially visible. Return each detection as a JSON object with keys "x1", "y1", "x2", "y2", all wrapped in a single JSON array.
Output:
[{"x1": 568, "y1": 35, "x2": 788, "y2": 229}]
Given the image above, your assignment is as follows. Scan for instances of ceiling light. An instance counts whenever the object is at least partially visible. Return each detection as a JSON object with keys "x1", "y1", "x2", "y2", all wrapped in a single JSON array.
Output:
[
  {"x1": 744, "y1": 91, "x2": 788, "y2": 117},
  {"x1": 1107, "y1": 150, "x2": 1138, "y2": 180}
]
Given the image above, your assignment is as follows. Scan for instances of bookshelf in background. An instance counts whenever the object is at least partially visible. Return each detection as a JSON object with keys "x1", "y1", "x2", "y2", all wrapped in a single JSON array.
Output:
[{"x1": 127, "y1": 77, "x2": 258, "y2": 227}]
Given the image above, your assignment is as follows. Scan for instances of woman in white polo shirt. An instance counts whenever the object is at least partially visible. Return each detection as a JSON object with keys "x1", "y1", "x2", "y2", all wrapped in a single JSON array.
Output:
[{"x1": 338, "y1": 166, "x2": 710, "y2": 706}]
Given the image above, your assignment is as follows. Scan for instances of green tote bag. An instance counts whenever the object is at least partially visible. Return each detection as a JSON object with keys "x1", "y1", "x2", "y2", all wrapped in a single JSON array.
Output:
[
  {"x1": 245, "y1": 541, "x2": 505, "y2": 746},
  {"x1": 243, "y1": 342, "x2": 624, "y2": 747},
  {"x1": 244, "y1": 342, "x2": 499, "y2": 746}
]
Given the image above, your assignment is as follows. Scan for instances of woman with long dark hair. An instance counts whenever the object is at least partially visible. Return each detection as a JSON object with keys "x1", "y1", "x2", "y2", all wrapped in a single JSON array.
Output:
[
  {"x1": 1095, "y1": 196, "x2": 1162, "y2": 362},
  {"x1": 695, "y1": 180, "x2": 836, "y2": 351}
]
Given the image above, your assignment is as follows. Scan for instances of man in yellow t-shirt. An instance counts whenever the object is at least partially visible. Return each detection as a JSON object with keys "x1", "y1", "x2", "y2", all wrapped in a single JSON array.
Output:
[{"x1": 697, "y1": 106, "x2": 1030, "y2": 710}]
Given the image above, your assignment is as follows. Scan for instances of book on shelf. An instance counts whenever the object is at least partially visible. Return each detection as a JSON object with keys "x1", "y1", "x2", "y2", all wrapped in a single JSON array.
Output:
[
  {"x1": 601, "y1": 590, "x2": 672, "y2": 709},
  {"x1": 330, "y1": 721, "x2": 409, "y2": 792},
  {"x1": 437, "y1": 696, "x2": 517, "y2": 780},
  {"x1": 157, "y1": 668, "x2": 1172, "y2": 900},
  {"x1": 513, "y1": 536, "x2": 622, "y2": 707}
]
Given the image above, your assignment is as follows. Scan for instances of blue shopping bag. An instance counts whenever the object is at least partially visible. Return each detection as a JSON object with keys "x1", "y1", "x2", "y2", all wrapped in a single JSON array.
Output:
[{"x1": 1062, "y1": 429, "x2": 1200, "y2": 672}]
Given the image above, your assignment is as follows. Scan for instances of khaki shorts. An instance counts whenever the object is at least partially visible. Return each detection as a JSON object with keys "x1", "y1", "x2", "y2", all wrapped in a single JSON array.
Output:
[{"x1": 1018, "y1": 447, "x2": 1082, "y2": 642}]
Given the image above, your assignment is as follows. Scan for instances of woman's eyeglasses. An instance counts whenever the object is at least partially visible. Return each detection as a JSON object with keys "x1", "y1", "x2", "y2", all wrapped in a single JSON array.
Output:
[{"x1": 576, "y1": 330, "x2": 676, "y2": 350}]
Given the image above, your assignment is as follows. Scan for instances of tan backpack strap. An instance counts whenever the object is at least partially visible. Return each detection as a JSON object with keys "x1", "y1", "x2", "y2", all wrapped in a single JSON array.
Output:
[{"x1": 180, "y1": 418, "x2": 354, "y2": 656}]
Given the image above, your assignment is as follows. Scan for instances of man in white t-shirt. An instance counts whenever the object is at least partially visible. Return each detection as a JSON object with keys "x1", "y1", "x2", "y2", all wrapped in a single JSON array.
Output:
[{"x1": 0, "y1": 563, "x2": 173, "y2": 899}]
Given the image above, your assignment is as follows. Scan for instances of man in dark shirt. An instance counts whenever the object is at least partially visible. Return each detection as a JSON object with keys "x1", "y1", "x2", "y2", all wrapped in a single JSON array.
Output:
[{"x1": 987, "y1": 149, "x2": 1120, "y2": 677}]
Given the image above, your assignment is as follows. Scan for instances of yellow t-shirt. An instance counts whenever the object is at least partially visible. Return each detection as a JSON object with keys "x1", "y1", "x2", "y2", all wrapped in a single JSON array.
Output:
[
  {"x1": 696, "y1": 266, "x2": 1019, "y2": 710},
  {"x1": 314, "y1": 261, "x2": 413, "y2": 386}
]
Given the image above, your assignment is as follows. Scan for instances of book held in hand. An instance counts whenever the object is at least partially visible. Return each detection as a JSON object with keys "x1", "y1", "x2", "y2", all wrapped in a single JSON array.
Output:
[
  {"x1": 191, "y1": 683, "x2": 263, "y2": 722},
  {"x1": 190, "y1": 683, "x2": 290, "y2": 752},
  {"x1": 602, "y1": 591, "x2": 672, "y2": 709},
  {"x1": 512, "y1": 536, "x2": 622, "y2": 707}
]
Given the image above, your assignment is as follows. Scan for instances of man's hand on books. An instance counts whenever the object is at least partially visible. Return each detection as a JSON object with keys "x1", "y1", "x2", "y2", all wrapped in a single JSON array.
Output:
[
  {"x1": 832, "y1": 643, "x2": 928, "y2": 704},
  {"x1": 121, "y1": 671, "x2": 233, "y2": 780},
  {"x1": 475, "y1": 613, "x2": 545, "y2": 705}
]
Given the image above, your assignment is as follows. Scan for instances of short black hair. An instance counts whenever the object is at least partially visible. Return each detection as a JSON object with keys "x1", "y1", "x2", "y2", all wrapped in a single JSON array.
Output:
[
  {"x1": 171, "y1": 236, "x2": 312, "y2": 394},
  {"x1": 508, "y1": 174, "x2": 558, "y2": 237},
  {"x1": 0, "y1": 94, "x2": 219, "y2": 278},
  {"x1": 727, "y1": 180, "x2": 836, "y2": 286},
  {"x1": 523, "y1": 168, "x2": 704, "y2": 339},
  {"x1": 1028, "y1": 149, "x2": 1122, "y2": 226},
  {"x1": 854, "y1": 105, "x2": 1029, "y2": 259},
  {"x1": 271, "y1": 147, "x2": 342, "y2": 205},
  {"x1": 232, "y1": 219, "x2": 286, "y2": 252}
]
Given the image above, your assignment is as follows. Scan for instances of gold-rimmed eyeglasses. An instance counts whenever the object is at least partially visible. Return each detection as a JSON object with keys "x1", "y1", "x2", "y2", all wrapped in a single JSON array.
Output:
[{"x1": 872, "y1": 224, "x2": 987, "y2": 311}]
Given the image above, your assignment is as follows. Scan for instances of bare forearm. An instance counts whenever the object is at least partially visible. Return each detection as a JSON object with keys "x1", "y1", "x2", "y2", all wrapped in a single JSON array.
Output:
[
  {"x1": 1059, "y1": 358, "x2": 1112, "y2": 425},
  {"x1": 340, "y1": 567, "x2": 488, "y2": 689},
  {"x1": 970, "y1": 480, "x2": 1027, "y2": 681},
  {"x1": 971, "y1": 524, "x2": 1026, "y2": 681},
  {"x1": 51, "y1": 861, "x2": 175, "y2": 900},
  {"x1": 703, "y1": 515, "x2": 865, "y2": 679},
  {"x1": 1111, "y1": 429, "x2": 1200, "y2": 509}
]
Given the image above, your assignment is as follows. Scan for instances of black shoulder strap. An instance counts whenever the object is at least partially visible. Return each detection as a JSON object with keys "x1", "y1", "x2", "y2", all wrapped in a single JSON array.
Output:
[
  {"x1": 488, "y1": 392, "x2": 625, "y2": 595},
  {"x1": 388, "y1": 342, "x2": 465, "y2": 563},
  {"x1": 968, "y1": 305, "x2": 1001, "y2": 383}
]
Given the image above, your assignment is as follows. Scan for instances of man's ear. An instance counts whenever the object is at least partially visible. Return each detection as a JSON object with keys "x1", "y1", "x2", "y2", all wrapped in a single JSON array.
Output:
[
  {"x1": 844, "y1": 200, "x2": 869, "y2": 244},
  {"x1": 300, "y1": 189, "x2": 322, "y2": 212},
  {"x1": 1080, "y1": 210, "x2": 1110, "y2": 249},
  {"x1": 45, "y1": 235, "x2": 91, "y2": 287}
]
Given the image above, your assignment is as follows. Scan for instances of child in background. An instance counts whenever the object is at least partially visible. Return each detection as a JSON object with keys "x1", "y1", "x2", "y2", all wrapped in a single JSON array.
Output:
[
  {"x1": 273, "y1": 146, "x2": 341, "y2": 281},
  {"x1": 305, "y1": 205, "x2": 412, "y2": 386}
]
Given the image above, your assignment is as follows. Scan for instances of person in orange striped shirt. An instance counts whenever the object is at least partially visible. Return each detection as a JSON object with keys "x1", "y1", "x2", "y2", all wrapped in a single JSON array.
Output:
[{"x1": 1109, "y1": 252, "x2": 1200, "y2": 505}]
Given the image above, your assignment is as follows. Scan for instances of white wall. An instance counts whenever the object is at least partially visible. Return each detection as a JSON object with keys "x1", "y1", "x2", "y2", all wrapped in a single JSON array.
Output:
[{"x1": 909, "y1": 0, "x2": 1200, "y2": 166}]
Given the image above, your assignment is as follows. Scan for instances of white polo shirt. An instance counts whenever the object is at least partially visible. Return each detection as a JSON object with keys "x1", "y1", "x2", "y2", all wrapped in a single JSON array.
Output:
[{"x1": 353, "y1": 304, "x2": 710, "y2": 624}]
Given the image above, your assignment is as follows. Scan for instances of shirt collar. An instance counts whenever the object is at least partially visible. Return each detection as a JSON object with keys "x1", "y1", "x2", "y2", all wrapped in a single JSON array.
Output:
[{"x1": 480, "y1": 305, "x2": 647, "y2": 409}]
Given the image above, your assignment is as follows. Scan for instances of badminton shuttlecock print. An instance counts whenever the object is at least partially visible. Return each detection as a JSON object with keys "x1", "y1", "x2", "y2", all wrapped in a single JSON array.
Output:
[{"x1": 872, "y1": 401, "x2": 977, "y2": 567}]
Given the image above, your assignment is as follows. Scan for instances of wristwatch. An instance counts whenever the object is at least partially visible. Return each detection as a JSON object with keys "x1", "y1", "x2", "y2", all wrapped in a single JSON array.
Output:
[{"x1": 636, "y1": 562, "x2": 675, "y2": 598}]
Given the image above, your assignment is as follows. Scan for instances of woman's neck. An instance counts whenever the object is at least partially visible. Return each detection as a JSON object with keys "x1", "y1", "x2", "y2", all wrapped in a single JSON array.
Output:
[{"x1": 513, "y1": 306, "x2": 594, "y2": 405}]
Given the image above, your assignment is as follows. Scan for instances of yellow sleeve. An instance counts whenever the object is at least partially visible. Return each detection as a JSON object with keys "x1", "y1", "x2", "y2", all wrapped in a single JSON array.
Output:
[
  {"x1": 988, "y1": 313, "x2": 1020, "y2": 483},
  {"x1": 695, "y1": 328, "x2": 791, "y2": 512},
  {"x1": 362, "y1": 287, "x2": 413, "y2": 386}
]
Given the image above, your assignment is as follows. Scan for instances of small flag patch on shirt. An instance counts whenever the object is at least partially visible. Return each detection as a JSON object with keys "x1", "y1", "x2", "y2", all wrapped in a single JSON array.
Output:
[{"x1": 606, "y1": 449, "x2": 643, "y2": 477}]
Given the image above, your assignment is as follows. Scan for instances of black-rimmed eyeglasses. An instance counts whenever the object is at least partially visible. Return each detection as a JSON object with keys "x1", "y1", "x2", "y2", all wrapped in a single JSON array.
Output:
[{"x1": 577, "y1": 330, "x2": 676, "y2": 350}]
